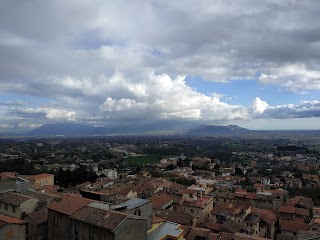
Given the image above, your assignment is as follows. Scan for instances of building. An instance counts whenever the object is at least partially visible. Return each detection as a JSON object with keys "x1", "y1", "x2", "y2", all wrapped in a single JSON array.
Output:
[
  {"x1": 147, "y1": 218, "x2": 184, "y2": 240},
  {"x1": 177, "y1": 189, "x2": 214, "y2": 224},
  {"x1": 0, "y1": 215, "x2": 27, "y2": 240},
  {"x1": 48, "y1": 195, "x2": 148, "y2": 240},
  {"x1": 0, "y1": 191, "x2": 39, "y2": 219},
  {"x1": 25, "y1": 207, "x2": 48, "y2": 240},
  {"x1": 20, "y1": 174, "x2": 54, "y2": 187},
  {"x1": 114, "y1": 198, "x2": 153, "y2": 229},
  {"x1": 102, "y1": 169, "x2": 118, "y2": 179}
]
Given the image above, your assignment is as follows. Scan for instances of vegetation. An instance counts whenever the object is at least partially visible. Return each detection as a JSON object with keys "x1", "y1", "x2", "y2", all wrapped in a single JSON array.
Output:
[
  {"x1": 54, "y1": 166, "x2": 98, "y2": 188},
  {"x1": 0, "y1": 158, "x2": 36, "y2": 175},
  {"x1": 288, "y1": 186, "x2": 320, "y2": 206},
  {"x1": 124, "y1": 155, "x2": 160, "y2": 166}
]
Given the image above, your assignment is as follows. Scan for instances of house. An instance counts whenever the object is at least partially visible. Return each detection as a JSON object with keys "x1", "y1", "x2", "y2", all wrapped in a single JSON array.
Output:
[
  {"x1": 177, "y1": 189, "x2": 214, "y2": 224},
  {"x1": 25, "y1": 207, "x2": 48, "y2": 240},
  {"x1": 150, "y1": 195, "x2": 174, "y2": 210},
  {"x1": 0, "y1": 215, "x2": 27, "y2": 240},
  {"x1": 279, "y1": 219, "x2": 311, "y2": 237},
  {"x1": 148, "y1": 218, "x2": 184, "y2": 240},
  {"x1": 150, "y1": 179, "x2": 173, "y2": 193},
  {"x1": 154, "y1": 209, "x2": 196, "y2": 226},
  {"x1": 113, "y1": 198, "x2": 153, "y2": 229},
  {"x1": 0, "y1": 191, "x2": 39, "y2": 219},
  {"x1": 20, "y1": 174, "x2": 54, "y2": 186},
  {"x1": 210, "y1": 203, "x2": 235, "y2": 223},
  {"x1": 48, "y1": 195, "x2": 147, "y2": 240}
]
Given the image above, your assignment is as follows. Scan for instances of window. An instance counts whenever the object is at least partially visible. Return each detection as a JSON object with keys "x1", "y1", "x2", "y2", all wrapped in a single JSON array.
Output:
[
  {"x1": 4, "y1": 204, "x2": 8, "y2": 211},
  {"x1": 74, "y1": 223, "x2": 79, "y2": 235},
  {"x1": 134, "y1": 209, "x2": 141, "y2": 216},
  {"x1": 12, "y1": 206, "x2": 16, "y2": 213},
  {"x1": 54, "y1": 217, "x2": 59, "y2": 227},
  {"x1": 190, "y1": 209, "x2": 194, "y2": 214},
  {"x1": 89, "y1": 229, "x2": 94, "y2": 240}
]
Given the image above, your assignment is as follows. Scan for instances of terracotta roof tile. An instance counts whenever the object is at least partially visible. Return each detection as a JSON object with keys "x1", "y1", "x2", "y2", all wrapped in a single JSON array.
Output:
[
  {"x1": 181, "y1": 196, "x2": 213, "y2": 208},
  {"x1": 0, "y1": 215, "x2": 26, "y2": 224},
  {"x1": 155, "y1": 209, "x2": 194, "y2": 225},
  {"x1": 245, "y1": 192, "x2": 257, "y2": 200},
  {"x1": 150, "y1": 195, "x2": 173, "y2": 209},
  {"x1": 48, "y1": 195, "x2": 93, "y2": 215},
  {"x1": 0, "y1": 192, "x2": 36, "y2": 206},
  {"x1": 281, "y1": 219, "x2": 311, "y2": 233},
  {"x1": 205, "y1": 221, "x2": 221, "y2": 231},
  {"x1": 70, "y1": 206, "x2": 127, "y2": 231},
  {"x1": 279, "y1": 206, "x2": 295, "y2": 214},
  {"x1": 251, "y1": 207, "x2": 276, "y2": 224},
  {"x1": 26, "y1": 207, "x2": 48, "y2": 225},
  {"x1": 295, "y1": 207, "x2": 310, "y2": 216}
]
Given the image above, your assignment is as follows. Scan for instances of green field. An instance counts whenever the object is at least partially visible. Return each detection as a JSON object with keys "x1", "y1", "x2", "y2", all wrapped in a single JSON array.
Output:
[{"x1": 124, "y1": 155, "x2": 160, "y2": 165}]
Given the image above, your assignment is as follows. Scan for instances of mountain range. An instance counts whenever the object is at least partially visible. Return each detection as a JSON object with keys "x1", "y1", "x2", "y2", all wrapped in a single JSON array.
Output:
[
  {"x1": 28, "y1": 122, "x2": 250, "y2": 137},
  {"x1": 1, "y1": 122, "x2": 319, "y2": 138}
]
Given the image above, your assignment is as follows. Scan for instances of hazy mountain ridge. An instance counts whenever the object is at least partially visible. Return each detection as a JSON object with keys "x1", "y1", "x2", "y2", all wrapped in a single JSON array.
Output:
[
  {"x1": 1, "y1": 123, "x2": 318, "y2": 137},
  {"x1": 186, "y1": 124, "x2": 251, "y2": 135},
  {"x1": 28, "y1": 123, "x2": 250, "y2": 136}
]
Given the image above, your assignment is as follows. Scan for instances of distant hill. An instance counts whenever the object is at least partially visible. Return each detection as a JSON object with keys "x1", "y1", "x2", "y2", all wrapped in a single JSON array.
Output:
[
  {"x1": 30, "y1": 123, "x2": 107, "y2": 136},
  {"x1": 6, "y1": 122, "x2": 320, "y2": 138},
  {"x1": 186, "y1": 124, "x2": 251, "y2": 135},
  {"x1": 29, "y1": 121, "x2": 199, "y2": 136}
]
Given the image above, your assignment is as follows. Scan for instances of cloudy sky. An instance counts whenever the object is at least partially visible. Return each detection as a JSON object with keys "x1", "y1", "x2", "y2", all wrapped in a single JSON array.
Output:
[{"x1": 1, "y1": 0, "x2": 320, "y2": 132}]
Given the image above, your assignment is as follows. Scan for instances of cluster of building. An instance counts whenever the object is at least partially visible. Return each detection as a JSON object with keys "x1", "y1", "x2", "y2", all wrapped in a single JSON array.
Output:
[{"x1": 0, "y1": 167, "x2": 319, "y2": 240}]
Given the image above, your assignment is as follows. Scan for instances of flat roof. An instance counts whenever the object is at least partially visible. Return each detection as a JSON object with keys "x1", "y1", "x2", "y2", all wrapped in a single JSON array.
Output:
[
  {"x1": 147, "y1": 221, "x2": 182, "y2": 240},
  {"x1": 116, "y1": 198, "x2": 150, "y2": 210}
]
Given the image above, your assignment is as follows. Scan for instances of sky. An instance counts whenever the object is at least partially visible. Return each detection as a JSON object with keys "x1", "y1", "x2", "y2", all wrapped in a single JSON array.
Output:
[{"x1": 1, "y1": 0, "x2": 320, "y2": 132}]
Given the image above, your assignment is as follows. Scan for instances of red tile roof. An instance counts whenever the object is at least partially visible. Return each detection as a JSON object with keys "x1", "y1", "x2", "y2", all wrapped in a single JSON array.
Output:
[
  {"x1": 281, "y1": 219, "x2": 311, "y2": 233},
  {"x1": 295, "y1": 207, "x2": 310, "y2": 216},
  {"x1": 245, "y1": 192, "x2": 257, "y2": 200},
  {"x1": 0, "y1": 192, "x2": 37, "y2": 206},
  {"x1": 0, "y1": 215, "x2": 26, "y2": 225},
  {"x1": 205, "y1": 221, "x2": 221, "y2": 231},
  {"x1": 155, "y1": 210, "x2": 194, "y2": 225},
  {"x1": 26, "y1": 207, "x2": 48, "y2": 225},
  {"x1": 279, "y1": 206, "x2": 295, "y2": 214},
  {"x1": 251, "y1": 207, "x2": 276, "y2": 224},
  {"x1": 150, "y1": 195, "x2": 173, "y2": 209},
  {"x1": 70, "y1": 206, "x2": 127, "y2": 231},
  {"x1": 181, "y1": 196, "x2": 213, "y2": 208},
  {"x1": 48, "y1": 195, "x2": 93, "y2": 215}
]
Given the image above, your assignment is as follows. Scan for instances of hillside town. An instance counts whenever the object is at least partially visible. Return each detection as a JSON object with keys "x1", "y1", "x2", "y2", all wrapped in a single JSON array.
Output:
[{"x1": 0, "y1": 136, "x2": 319, "y2": 240}]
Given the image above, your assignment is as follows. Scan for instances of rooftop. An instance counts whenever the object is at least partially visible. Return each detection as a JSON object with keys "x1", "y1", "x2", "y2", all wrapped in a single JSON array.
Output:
[
  {"x1": 26, "y1": 207, "x2": 48, "y2": 225},
  {"x1": 0, "y1": 215, "x2": 26, "y2": 225},
  {"x1": 48, "y1": 195, "x2": 93, "y2": 215},
  {"x1": 115, "y1": 198, "x2": 150, "y2": 210},
  {"x1": 70, "y1": 206, "x2": 128, "y2": 231},
  {"x1": 0, "y1": 191, "x2": 37, "y2": 206},
  {"x1": 147, "y1": 221, "x2": 183, "y2": 240}
]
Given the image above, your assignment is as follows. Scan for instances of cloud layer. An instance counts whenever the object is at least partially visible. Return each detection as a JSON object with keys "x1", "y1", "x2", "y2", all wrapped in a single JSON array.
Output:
[{"x1": 1, "y1": 1, "x2": 320, "y2": 130}]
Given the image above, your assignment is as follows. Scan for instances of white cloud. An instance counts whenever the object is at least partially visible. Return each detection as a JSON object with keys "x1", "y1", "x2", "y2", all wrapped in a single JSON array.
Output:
[
  {"x1": 250, "y1": 97, "x2": 269, "y2": 114},
  {"x1": 98, "y1": 72, "x2": 248, "y2": 121},
  {"x1": 1, "y1": 1, "x2": 320, "y2": 130},
  {"x1": 259, "y1": 64, "x2": 320, "y2": 92}
]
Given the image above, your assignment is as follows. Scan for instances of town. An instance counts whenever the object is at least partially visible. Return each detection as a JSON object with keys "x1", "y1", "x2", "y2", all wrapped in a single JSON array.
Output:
[{"x1": 0, "y1": 135, "x2": 319, "y2": 240}]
